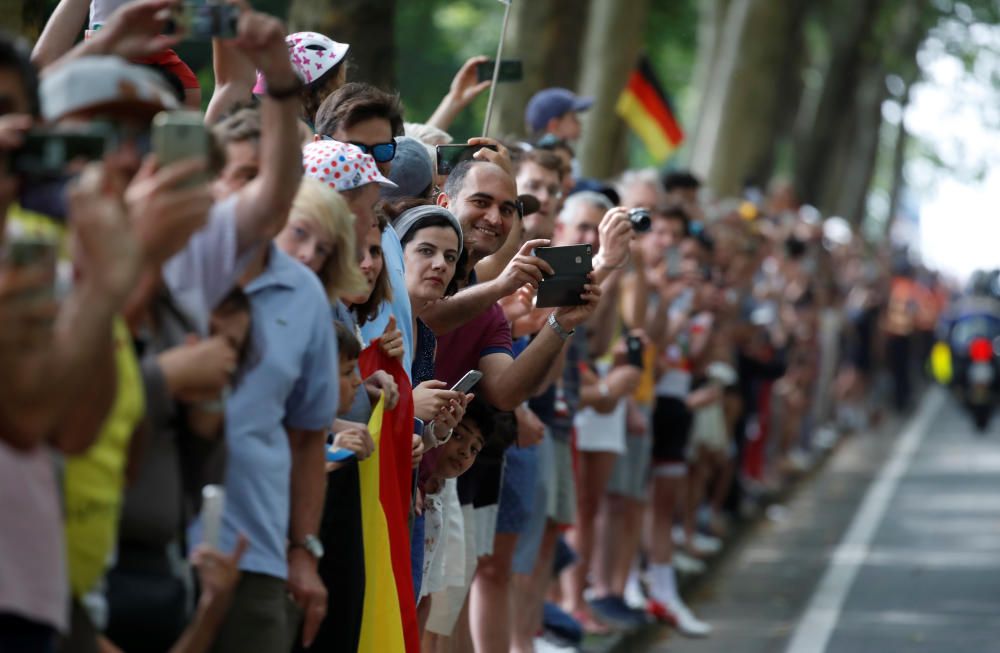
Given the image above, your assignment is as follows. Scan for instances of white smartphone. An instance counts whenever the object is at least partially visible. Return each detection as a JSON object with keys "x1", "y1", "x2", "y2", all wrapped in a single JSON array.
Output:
[
  {"x1": 201, "y1": 484, "x2": 225, "y2": 548},
  {"x1": 451, "y1": 370, "x2": 483, "y2": 394}
]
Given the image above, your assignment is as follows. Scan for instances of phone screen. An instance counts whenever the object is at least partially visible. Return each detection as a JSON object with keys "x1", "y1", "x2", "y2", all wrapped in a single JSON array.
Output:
[
  {"x1": 435, "y1": 144, "x2": 498, "y2": 176},
  {"x1": 476, "y1": 60, "x2": 524, "y2": 83}
]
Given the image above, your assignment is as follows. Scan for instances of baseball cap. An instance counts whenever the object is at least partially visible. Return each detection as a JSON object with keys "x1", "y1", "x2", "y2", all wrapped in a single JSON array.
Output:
[
  {"x1": 253, "y1": 31, "x2": 350, "y2": 94},
  {"x1": 392, "y1": 204, "x2": 463, "y2": 256},
  {"x1": 302, "y1": 139, "x2": 397, "y2": 192},
  {"x1": 524, "y1": 88, "x2": 594, "y2": 134},
  {"x1": 40, "y1": 55, "x2": 179, "y2": 122},
  {"x1": 383, "y1": 136, "x2": 434, "y2": 200}
]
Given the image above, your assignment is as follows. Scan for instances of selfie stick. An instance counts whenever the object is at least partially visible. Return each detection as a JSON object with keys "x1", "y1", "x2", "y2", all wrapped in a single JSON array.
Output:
[{"x1": 482, "y1": 0, "x2": 514, "y2": 137}]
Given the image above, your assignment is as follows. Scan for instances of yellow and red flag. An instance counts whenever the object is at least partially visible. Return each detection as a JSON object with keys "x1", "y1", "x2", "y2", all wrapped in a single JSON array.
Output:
[
  {"x1": 358, "y1": 344, "x2": 419, "y2": 652},
  {"x1": 616, "y1": 56, "x2": 684, "y2": 162}
]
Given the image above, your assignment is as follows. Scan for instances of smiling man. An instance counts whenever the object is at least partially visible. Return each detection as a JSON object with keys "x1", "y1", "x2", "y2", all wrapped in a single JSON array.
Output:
[{"x1": 421, "y1": 158, "x2": 601, "y2": 644}]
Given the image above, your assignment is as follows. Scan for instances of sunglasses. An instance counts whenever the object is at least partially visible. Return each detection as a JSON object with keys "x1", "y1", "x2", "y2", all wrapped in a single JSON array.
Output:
[{"x1": 349, "y1": 140, "x2": 396, "y2": 163}]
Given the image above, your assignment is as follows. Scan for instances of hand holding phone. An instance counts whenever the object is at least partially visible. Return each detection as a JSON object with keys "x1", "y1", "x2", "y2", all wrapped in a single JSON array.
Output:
[
  {"x1": 436, "y1": 143, "x2": 498, "y2": 176},
  {"x1": 475, "y1": 59, "x2": 524, "y2": 83},
  {"x1": 625, "y1": 335, "x2": 644, "y2": 368},
  {"x1": 534, "y1": 244, "x2": 593, "y2": 308}
]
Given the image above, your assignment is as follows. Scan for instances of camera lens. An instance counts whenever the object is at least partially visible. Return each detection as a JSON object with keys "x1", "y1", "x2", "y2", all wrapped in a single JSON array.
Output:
[{"x1": 628, "y1": 208, "x2": 651, "y2": 233}]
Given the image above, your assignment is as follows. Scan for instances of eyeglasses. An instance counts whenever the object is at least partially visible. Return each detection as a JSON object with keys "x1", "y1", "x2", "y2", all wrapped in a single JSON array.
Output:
[{"x1": 349, "y1": 140, "x2": 396, "y2": 163}]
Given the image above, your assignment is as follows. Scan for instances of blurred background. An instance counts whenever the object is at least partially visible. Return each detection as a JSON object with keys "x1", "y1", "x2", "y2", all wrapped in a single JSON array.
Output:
[{"x1": 12, "y1": 0, "x2": 1000, "y2": 282}]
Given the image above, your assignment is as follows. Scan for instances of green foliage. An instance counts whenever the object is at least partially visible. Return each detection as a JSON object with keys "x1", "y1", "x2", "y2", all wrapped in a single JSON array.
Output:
[{"x1": 395, "y1": 0, "x2": 503, "y2": 141}]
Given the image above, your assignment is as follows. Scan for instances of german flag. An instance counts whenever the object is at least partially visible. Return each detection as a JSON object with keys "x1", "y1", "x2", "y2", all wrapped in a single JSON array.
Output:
[
  {"x1": 616, "y1": 56, "x2": 684, "y2": 161},
  {"x1": 357, "y1": 343, "x2": 420, "y2": 653}
]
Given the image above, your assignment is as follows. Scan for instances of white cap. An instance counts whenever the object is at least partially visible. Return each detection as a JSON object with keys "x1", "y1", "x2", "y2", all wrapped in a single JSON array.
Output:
[{"x1": 40, "y1": 55, "x2": 180, "y2": 122}]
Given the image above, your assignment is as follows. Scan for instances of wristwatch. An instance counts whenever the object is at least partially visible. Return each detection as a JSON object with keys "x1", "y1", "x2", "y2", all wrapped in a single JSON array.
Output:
[
  {"x1": 547, "y1": 312, "x2": 575, "y2": 341},
  {"x1": 292, "y1": 534, "x2": 324, "y2": 560}
]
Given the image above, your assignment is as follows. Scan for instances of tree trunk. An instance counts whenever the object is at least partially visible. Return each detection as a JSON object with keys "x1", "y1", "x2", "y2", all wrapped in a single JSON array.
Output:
[
  {"x1": 701, "y1": 0, "x2": 810, "y2": 196},
  {"x1": 576, "y1": 0, "x2": 650, "y2": 180},
  {"x1": 817, "y1": 0, "x2": 928, "y2": 222},
  {"x1": 287, "y1": 0, "x2": 397, "y2": 92},
  {"x1": 884, "y1": 110, "x2": 909, "y2": 239},
  {"x1": 491, "y1": 0, "x2": 590, "y2": 140},
  {"x1": 792, "y1": 0, "x2": 883, "y2": 206},
  {"x1": 684, "y1": 0, "x2": 731, "y2": 169}
]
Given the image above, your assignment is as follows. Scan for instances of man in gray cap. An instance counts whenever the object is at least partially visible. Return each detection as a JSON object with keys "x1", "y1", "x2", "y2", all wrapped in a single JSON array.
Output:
[{"x1": 524, "y1": 87, "x2": 594, "y2": 141}]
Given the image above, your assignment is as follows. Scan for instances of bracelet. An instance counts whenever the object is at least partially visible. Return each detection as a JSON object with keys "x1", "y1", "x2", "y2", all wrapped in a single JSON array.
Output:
[
  {"x1": 266, "y1": 77, "x2": 305, "y2": 100},
  {"x1": 546, "y1": 312, "x2": 575, "y2": 341}
]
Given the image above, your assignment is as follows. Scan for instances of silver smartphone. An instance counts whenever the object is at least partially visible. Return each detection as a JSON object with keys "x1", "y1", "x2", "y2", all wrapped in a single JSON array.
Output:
[
  {"x1": 152, "y1": 110, "x2": 210, "y2": 187},
  {"x1": 451, "y1": 370, "x2": 484, "y2": 394}
]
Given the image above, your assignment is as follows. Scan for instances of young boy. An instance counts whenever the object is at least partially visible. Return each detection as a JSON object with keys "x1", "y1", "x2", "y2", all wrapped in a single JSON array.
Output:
[
  {"x1": 417, "y1": 398, "x2": 515, "y2": 630},
  {"x1": 296, "y1": 321, "x2": 372, "y2": 653}
]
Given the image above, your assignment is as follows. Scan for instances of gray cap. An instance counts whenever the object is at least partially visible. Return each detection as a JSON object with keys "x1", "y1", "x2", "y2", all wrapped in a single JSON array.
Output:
[
  {"x1": 392, "y1": 204, "x2": 463, "y2": 257},
  {"x1": 40, "y1": 55, "x2": 179, "y2": 122},
  {"x1": 382, "y1": 136, "x2": 434, "y2": 201}
]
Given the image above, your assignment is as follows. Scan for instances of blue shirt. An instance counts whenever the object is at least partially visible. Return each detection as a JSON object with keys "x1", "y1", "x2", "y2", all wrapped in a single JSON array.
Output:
[
  {"x1": 191, "y1": 246, "x2": 337, "y2": 579},
  {"x1": 360, "y1": 226, "x2": 414, "y2": 380}
]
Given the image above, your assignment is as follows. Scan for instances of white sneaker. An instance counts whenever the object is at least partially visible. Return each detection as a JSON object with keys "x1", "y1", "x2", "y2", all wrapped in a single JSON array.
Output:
[
  {"x1": 673, "y1": 551, "x2": 707, "y2": 575},
  {"x1": 534, "y1": 636, "x2": 578, "y2": 652},
  {"x1": 692, "y1": 532, "x2": 723, "y2": 554},
  {"x1": 624, "y1": 572, "x2": 647, "y2": 610},
  {"x1": 664, "y1": 595, "x2": 712, "y2": 638}
]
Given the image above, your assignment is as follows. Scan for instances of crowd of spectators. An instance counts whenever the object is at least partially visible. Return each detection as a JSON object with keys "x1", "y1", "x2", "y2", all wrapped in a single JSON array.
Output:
[{"x1": 0, "y1": 1, "x2": 947, "y2": 652}]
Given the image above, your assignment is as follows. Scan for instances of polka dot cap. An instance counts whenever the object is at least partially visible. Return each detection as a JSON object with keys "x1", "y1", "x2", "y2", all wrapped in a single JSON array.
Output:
[
  {"x1": 253, "y1": 32, "x2": 350, "y2": 93},
  {"x1": 302, "y1": 139, "x2": 398, "y2": 192}
]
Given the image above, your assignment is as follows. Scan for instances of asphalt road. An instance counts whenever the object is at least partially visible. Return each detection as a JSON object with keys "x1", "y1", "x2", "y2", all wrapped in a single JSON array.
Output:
[{"x1": 646, "y1": 388, "x2": 1000, "y2": 653}]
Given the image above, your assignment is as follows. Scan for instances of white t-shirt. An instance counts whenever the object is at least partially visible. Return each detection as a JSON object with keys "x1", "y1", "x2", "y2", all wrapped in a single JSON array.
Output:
[
  {"x1": 89, "y1": 0, "x2": 132, "y2": 29},
  {"x1": 0, "y1": 442, "x2": 67, "y2": 631}
]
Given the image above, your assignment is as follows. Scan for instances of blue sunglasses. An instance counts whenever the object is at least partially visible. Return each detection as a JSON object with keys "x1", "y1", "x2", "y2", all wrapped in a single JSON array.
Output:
[{"x1": 319, "y1": 135, "x2": 396, "y2": 163}]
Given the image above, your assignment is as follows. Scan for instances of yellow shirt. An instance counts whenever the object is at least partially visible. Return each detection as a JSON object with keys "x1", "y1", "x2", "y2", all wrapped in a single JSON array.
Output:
[{"x1": 63, "y1": 318, "x2": 145, "y2": 596}]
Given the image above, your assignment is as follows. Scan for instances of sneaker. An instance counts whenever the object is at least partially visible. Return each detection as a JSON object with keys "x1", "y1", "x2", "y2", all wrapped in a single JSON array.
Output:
[
  {"x1": 663, "y1": 595, "x2": 712, "y2": 637},
  {"x1": 673, "y1": 551, "x2": 707, "y2": 575},
  {"x1": 534, "y1": 636, "x2": 578, "y2": 653},
  {"x1": 692, "y1": 532, "x2": 723, "y2": 554},
  {"x1": 542, "y1": 602, "x2": 582, "y2": 644},
  {"x1": 646, "y1": 598, "x2": 680, "y2": 627},
  {"x1": 624, "y1": 572, "x2": 647, "y2": 610},
  {"x1": 588, "y1": 596, "x2": 648, "y2": 630}
]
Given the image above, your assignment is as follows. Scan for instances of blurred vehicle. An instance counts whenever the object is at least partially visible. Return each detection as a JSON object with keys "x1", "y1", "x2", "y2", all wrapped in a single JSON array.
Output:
[{"x1": 934, "y1": 271, "x2": 1000, "y2": 431}]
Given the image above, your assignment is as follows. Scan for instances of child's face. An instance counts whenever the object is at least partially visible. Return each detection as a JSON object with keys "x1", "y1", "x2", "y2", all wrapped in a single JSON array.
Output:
[
  {"x1": 210, "y1": 306, "x2": 251, "y2": 355},
  {"x1": 433, "y1": 419, "x2": 485, "y2": 479},
  {"x1": 337, "y1": 357, "x2": 362, "y2": 416}
]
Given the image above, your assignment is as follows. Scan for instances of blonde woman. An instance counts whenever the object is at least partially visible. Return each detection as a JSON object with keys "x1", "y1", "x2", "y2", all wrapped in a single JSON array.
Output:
[{"x1": 275, "y1": 176, "x2": 368, "y2": 301}]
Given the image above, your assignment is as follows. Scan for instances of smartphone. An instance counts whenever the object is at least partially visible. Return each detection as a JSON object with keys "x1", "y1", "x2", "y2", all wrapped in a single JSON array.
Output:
[
  {"x1": 625, "y1": 335, "x2": 644, "y2": 368},
  {"x1": 435, "y1": 143, "x2": 498, "y2": 176},
  {"x1": 11, "y1": 127, "x2": 111, "y2": 181},
  {"x1": 665, "y1": 246, "x2": 682, "y2": 278},
  {"x1": 200, "y1": 485, "x2": 225, "y2": 548},
  {"x1": 152, "y1": 111, "x2": 210, "y2": 186},
  {"x1": 476, "y1": 59, "x2": 524, "y2": 83},
  {"x1": 673, "y1": 287, "x2": 695, "y2": 313},
  {"x1": 534, "y1": 244, "x2": 592, "y2": 308},
  {"x1": 167, "y1": 2, "x2": 240, "y2": 40},
  {"x1": 414, "y1": 417, "x2": 425, "y2": 436},
  {"x1": 451, "y1": 370, "x2": 484, "y2": 394}
]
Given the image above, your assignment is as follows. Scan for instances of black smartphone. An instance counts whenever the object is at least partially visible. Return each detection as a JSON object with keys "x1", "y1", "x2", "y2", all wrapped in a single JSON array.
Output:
[
  {"x1": 166, "y1": 2, "x2": 240, "y2": 40},
  {"x1": 534, "y1": 244, "x2": 592, "y2": 308},
  {"x1": 625, "y1": 335, "x2": 644, "y2": 368},
  {"x1": 435, "y1": 143, "x2": 498, "y2": 176},
  {"x1": 475, "y1": 59, "x2": 524, "y2": 83},
  {"x1": 11, "y1": 127, "x2": 111, "y2": 181}
]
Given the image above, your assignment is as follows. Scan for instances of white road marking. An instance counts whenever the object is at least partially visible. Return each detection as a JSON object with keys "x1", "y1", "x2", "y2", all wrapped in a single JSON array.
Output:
[{"x1": 783, "y1": 389, "x2": 946, "y2": 653}]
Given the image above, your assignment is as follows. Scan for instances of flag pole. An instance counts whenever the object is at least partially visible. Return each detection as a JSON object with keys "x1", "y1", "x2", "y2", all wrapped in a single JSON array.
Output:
[{"x1": 482, "y1": 0, "x2": 513, "y2": 138}]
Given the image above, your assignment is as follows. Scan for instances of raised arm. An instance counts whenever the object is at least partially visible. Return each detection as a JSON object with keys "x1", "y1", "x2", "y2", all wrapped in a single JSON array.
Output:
[
  {"x1": 30, "y1": 0, "x2": 90, "y2": 70},
  {"x1": 204, "y1": 36, "x2": 258, "y2": 124},
  {"x1": 427, "y1": 56, "x2": 491, "y2": 132},
  {"x1": 229, "y1": 11, "x2": 303, "y2": 252}
]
